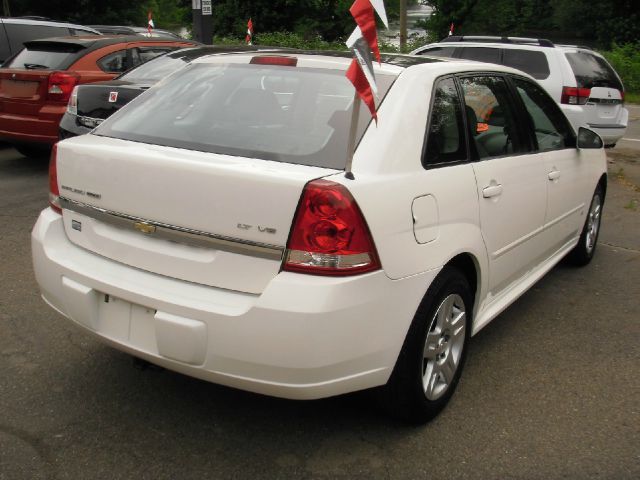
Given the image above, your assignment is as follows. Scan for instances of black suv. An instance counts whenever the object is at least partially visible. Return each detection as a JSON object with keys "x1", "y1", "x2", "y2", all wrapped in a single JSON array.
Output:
[{"x1": 0, "y1": 17, "x2": 100, "y2": 64}]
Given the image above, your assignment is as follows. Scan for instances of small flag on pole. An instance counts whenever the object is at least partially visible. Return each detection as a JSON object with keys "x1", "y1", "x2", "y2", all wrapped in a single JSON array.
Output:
[
  {"x1": 246, "y1": 18, "x2": 253, "y2": 45},
  {"x1": 148, "y1": 11, "x2": 154, "y2": 37},
  {"x1": 449, "y1": 22, "x2": 454, "y2": 36},
  {"x1": 345, "y1": 0, "x2": 388, "y2": 121}
]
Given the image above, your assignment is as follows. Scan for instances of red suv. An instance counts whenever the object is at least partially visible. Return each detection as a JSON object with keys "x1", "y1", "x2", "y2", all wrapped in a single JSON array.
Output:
[{"x1": 0, "y1": 35, "x2": 196, "y2": 157}]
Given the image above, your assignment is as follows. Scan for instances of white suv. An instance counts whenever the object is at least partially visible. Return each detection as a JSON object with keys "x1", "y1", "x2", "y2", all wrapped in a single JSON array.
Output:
[
  {"x1": 411, "y1": 36, "x2": 628, "y2": 147},
  {"x1": 33, "y1": 52, "x2": 607, "y2": 423}
]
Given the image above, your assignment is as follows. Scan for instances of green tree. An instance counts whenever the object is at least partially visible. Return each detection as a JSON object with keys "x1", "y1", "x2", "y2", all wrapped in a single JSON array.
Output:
[{"x1": 9, "y1": 0, "x2": 190, "y2": 29}]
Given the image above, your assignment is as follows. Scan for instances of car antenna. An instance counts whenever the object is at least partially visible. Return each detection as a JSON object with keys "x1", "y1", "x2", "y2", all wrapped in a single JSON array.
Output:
[{"x1": 344, "y1": 92, "x2": 360, "y2": 180}]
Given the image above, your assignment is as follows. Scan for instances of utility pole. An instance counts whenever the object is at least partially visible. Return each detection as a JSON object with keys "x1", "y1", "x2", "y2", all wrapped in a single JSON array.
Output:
[
  {"x1": 3, "y1": 0, "x2": 10, "y2": 17},
  {"x1": 399, "y1": 0, "x2": 407, "y2": 51},
  {"x1": 191, "y1": 0, "x2": 213, "y2": 44}
]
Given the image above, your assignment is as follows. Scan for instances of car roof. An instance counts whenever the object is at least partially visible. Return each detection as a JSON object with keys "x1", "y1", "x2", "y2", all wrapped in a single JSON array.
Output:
[
  {"x1": 416, "y1": 37, "x2": 599, "y2": 55},
  {"x1": 193, "y1": 49, "x2": 443, "y2": 69},
  {"x1": 190, "y1": 50, "x2": 530, "y2": 80},
  {"x1": 24, "y1": 35, "x2": 194, "y2": 48},
  {"x1": 1, "y1": 17, "x2": 100, "y2": 33},
  {"x1": 91, "y1": 25, "x2": 183, "y2": 38}
]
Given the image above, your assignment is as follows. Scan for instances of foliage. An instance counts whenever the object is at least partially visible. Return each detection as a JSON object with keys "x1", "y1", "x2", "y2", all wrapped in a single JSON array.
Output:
[
  {"x1": 601, "y1": 43, "x2": 640, "y2": 95},
  {"x1": 423, "y1": 0, "x2": 639, "y2": 49},
  {"x1": 210, "y1": 1, "x2": 356, "y2": 42},
  {"x1": 8, "y1": 0, "x2": 190, "y2": 29},
  {"x1": 213, "y1": 31, "x2": 346, "y2": 51},
  {"x1": 552, "y1": 0, "x2": 639, "y2": 48}
]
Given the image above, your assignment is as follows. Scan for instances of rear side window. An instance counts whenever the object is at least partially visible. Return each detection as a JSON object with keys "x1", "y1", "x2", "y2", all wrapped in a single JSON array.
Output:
[
  {"x1": 5, "y1": 45, "x2": 77, "y2": 70},
  {"x1": 565, "y1": 51, "x2": 623, "y2": 91},
  {"x1": 416, "y1": 46, "x2": 457, "y2": 58},
  {"x1": 457, "y1": 47, "x2": 500, "y2": 64},
  {"x1": 423, "y1": 77, "x2": 467, "y2": 166},
  {"x1": 459, "y1": 75, "x2": 529, "y2": 159},
  {"x1": 502, "y1": 49, "x2": 550, "y2": 80},
  {"x1": 96, "y1": 63, "x2": 396, "y2": 169}
]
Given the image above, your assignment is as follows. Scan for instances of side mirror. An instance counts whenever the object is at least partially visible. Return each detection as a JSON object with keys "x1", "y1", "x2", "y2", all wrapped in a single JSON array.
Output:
[{"x1": 577, "y1": 127, "x2": 603, "y2": 149}]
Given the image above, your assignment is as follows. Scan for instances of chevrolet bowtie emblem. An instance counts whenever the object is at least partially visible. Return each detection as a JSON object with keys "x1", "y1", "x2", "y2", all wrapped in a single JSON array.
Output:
[{"x1": 134, "y1": 222, "x2": 156, "y2": 234}]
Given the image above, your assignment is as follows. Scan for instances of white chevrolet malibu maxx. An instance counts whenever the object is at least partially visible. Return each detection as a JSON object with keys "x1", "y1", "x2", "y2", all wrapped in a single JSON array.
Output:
[{"x1": 32, "y1": 52, "x2": 607, "y2": 423}]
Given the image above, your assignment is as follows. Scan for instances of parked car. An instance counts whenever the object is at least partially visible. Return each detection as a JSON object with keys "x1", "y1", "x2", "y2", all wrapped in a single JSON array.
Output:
[
  {"x1": 33, "y1": 52, "x2": 607, "y2": 423},
  {"x1": 60, "y1": 45, "x2": 286, "y2": 139},
  {"x1": 90, "y1": 25, "x2": 184, "y2": 39},
  {"x1": 0, "y1": 17, "x2": 100, "y2": 65},
  {"x1": 411, "y1": 36, "x2": 628, "y2": 147},
  {"x1": 0, "y1": 35, "x2": 197, "y2": 157}
]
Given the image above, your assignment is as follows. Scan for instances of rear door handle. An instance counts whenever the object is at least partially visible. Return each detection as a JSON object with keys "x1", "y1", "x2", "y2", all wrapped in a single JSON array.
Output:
[
  {"x1": 548, "y1": 170, "x2": 561, "y2": 181},
  {"x1": 482, "y1": 184, "x2": 503, "y2": 198}
]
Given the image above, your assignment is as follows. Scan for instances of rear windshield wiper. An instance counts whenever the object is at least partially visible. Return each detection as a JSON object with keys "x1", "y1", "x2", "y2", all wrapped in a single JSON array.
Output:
[{"x1": 23, "y1": 63, "x2": 50, "y2": 70}]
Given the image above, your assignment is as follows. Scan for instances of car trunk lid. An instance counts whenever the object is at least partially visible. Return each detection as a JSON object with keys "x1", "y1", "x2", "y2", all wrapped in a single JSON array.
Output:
[
  {"x1": 76, "y1": 81, "x2": 148, "y2": 121},
  {"x1": 56, "y1": 135, "x2": 337, "y2": 294}
]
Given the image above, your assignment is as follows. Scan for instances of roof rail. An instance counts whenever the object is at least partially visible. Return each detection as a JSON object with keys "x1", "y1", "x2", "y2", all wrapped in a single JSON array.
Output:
[
  {"x1": 442, "y1": 35, "x2": 555, "y2": 48},
  {"x1": 14, "y1": 16, "x2": 52, "y2": 21}
]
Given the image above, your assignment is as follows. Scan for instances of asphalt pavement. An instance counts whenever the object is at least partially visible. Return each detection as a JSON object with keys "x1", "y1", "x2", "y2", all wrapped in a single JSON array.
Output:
[{"x1": 1, "y1": 128, "x2": 638, "y2": 479}]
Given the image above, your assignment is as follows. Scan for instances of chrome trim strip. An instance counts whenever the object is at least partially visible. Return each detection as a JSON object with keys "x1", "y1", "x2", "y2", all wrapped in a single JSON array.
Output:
[{"x1": 59, "y1": 197, "x2": 285, "y2": 261}]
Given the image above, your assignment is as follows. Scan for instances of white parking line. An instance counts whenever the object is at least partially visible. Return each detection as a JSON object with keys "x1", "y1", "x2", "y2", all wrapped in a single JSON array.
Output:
[{"x1": 621, "y1": 138, "x2": 640, "y2": 142}]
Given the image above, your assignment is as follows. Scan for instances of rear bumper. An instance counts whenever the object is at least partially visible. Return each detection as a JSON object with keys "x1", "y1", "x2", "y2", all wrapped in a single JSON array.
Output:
[
  {"x1": 32, "y1": 209, "x2": 435, "y2": 399},
  {"x1": 588, "y1": 122, "x2": 627, "y2": 146},
  {"x1": 0, "y1": 103, "x2": 66, "y2": 146},
  {"x1": 561, "y1": 104, "x2": 628, "y2": 146},
  {"x1": 58, "y1": 112, "x2": 93, "y2": 140}
]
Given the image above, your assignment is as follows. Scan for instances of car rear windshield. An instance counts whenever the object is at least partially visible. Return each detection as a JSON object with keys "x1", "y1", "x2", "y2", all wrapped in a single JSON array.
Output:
[
  {"x1": 120, "y1": 53, "x2": 189, "y2": 83},
  {"x1": 96, "y1": 62, "x2": 396, "y2": 169},
  {"x1": 565, "y1": 51, "x2": 623, "y2": 91},
  {"x1": 5, "y1": 45, "x2": 79, "y2": 70}
]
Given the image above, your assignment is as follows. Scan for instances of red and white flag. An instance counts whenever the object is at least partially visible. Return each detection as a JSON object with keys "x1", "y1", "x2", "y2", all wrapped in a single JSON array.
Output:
[
  {"x1": 246, "y1": 18, "x2": 253, "y2": 45},
  {"x1": 147, "y1": 11, "x2": 154, "y2": 37},
  {"x1": 345, "y1": 0, "x2": 388, "y2": 120},
  {"x1": 449, "y1": 22, "x2": 454, "y2": 36}
]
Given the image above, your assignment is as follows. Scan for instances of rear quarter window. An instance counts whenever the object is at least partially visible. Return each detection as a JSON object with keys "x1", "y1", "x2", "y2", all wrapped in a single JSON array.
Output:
[
  {"x1": 457, "y1": 47, "x2": 501, "y2": 64},
  {"x1": 502, "y1": 49, "x2": 550, "y2": 80},
  {"x1": 98, "y1": 50, "x2": 130, "y2": 73},
  {"x1": 416, "y1": 46, "x2": 457, "y2": 58},
  {"x1": 565, "y1": 51, "x2": 623, "y2": 91}
]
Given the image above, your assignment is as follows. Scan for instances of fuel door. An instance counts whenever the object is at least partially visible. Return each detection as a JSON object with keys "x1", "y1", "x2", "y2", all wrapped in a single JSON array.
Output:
[{"x1": 412, "y1": 194, "x2": 439, "y2": 244}]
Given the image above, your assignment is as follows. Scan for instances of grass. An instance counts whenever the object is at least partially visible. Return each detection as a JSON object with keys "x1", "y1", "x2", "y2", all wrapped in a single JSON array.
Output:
[{"x1": 625, "y1": 92, "x2": 640, "y2": 104}]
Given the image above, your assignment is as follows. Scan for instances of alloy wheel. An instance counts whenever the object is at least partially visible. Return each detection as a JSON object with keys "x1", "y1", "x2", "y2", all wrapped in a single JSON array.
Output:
[{"x1": 422, "y1": 293, "x2": 466, "y2": 401}]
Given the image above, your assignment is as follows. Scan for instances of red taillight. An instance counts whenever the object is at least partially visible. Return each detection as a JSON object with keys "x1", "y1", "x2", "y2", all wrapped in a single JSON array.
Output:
[
  {"x1": 47, "y1": 72, "x2": 79, "y2": 103},
  {"x1": 250, "y1": 56, "x2": 298, "y2": 67},
  {"x1": 48, "y1": 144, "x2": 61, "y2": 214},
  {"x1": 284, "y1": 179, "x2": 380, "y2": 276},
  {"x1": 561, "y1": 86, "x2": 591, "y2": 105},
  {"x1": 620, "y1": 90, "x2": 625, "y2": 103}
]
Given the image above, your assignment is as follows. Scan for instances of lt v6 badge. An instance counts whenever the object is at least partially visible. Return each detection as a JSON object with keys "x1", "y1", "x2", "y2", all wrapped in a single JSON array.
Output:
[{"x1": 237, "y1": 223, "x2": 277, "y2": 234}]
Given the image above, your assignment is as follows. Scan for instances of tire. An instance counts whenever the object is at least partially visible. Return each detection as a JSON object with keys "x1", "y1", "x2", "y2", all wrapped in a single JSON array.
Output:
[
  {"x1": 567, "y1": 185, "x2": 603, "y2": 266},
  {"x1": 14, "y1": 144, "x2": 51, "y2": 159},
  {"x1": 382, "y1": 266, "x2": 472, "y2": 424}
]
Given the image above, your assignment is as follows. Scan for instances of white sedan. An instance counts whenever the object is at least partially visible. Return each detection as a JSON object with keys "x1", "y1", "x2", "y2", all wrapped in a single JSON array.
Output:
[{"x1": 32, "y1": 52, "x2": 607, "y2": 423}]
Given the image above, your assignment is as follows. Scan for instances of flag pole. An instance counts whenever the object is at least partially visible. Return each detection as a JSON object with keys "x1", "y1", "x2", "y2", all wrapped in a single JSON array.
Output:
[{"x1": 344, "y1": 92, "x2": 361, "y2": 179}]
